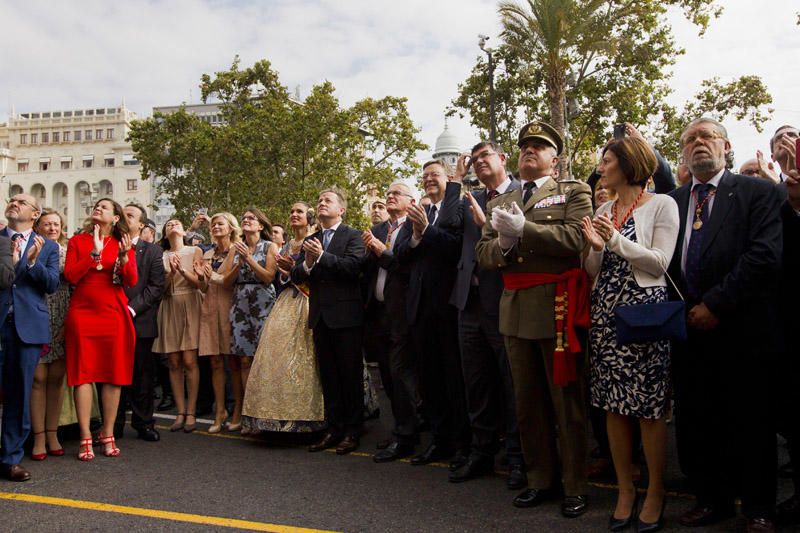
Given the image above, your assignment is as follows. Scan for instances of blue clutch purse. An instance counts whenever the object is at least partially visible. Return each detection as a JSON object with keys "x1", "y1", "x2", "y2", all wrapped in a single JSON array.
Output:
[{"x1": 611, "y1": 272, "x2": 687, "y2": 347}]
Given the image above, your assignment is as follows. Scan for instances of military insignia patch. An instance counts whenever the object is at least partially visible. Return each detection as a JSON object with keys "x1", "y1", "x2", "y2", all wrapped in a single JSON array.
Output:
[{"x1": 533, "y1": 194, "x2": 567, "y2": 208}]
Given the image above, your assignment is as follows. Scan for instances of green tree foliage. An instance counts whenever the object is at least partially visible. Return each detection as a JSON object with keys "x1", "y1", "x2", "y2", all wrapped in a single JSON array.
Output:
[
  {"x1": 128, "y1": 58, "x2": 427, "y2": 229},
  {"x1": 448, "y1": 0, "x2": 770, "y2": 178}
]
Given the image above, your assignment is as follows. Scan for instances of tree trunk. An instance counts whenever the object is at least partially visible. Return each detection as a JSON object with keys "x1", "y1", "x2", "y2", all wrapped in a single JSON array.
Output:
[{"x1": 546, "y1": 68, "x2": 568, "y2": 179}]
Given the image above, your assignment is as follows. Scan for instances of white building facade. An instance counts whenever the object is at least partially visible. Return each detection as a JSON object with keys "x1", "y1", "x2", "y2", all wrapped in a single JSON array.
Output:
[{"x1": 0, "y1": 105, "x2": 154, "y2": 233}]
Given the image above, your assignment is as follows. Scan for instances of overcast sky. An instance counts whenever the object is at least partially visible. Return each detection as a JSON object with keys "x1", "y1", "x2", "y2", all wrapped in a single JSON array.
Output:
[{"x1": 2, "y1": 0, "x2": 799, "y2": 172}]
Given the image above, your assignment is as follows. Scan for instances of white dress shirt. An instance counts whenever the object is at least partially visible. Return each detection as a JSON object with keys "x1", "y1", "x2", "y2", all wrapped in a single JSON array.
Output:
[
  {"x1": 681, "y1": 169, "x2": 725, "y2": 274},
  {"x1": 374, "y1": 216, "x2": 406, "y2": 302}
]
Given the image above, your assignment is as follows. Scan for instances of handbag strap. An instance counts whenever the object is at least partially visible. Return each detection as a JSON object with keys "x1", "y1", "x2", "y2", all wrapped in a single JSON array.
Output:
[{"x1": 609, "y1": 269, "x2": 685, "y2": 310}]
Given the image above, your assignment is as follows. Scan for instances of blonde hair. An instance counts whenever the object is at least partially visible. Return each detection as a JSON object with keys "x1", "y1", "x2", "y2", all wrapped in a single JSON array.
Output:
[
  {"x1": 210, "y1": 212, "x2": 242, "y2": 243},
  {"x1": 35, "y1": 208, "x2": 68, "y2": 246}
]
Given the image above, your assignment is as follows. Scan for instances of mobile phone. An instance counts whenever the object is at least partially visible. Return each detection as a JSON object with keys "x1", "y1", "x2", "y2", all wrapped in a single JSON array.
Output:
[
  {"x1": 465, "y1": 155, "x2": 473, "y2": 171},
  {"x1": 197, "y1": 207, "x2": 208, "y2": 216},
  {"x1": 613, "y1": 124, "x2": 626, "y2": 140}
]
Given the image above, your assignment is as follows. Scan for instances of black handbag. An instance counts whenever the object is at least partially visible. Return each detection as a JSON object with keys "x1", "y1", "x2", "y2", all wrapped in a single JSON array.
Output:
[{"x1": 611, "y1": 271, "x2": 687, "y2": 347}]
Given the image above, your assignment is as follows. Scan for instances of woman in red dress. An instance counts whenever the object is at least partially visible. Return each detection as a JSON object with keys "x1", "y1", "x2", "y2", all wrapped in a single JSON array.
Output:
[{"x1": 64, "y1": 198, "x2": 137, "y2": 461}]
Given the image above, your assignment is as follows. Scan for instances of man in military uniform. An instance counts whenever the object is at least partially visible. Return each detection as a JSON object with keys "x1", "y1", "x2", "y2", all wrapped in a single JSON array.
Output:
[{"x1": 476, "y1": 121, "x2": 593, "y2": 517}]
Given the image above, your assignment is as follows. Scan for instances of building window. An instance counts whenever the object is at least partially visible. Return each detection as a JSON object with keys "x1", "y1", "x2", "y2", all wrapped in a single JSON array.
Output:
[
  {"x1": 106, "y1": 128, "x2": 114, "y2": 140},
  {"x1": 42, "y1": 133, "x2": 49, "y2": 143},
  {"x1": 123, "y1": 154, "x2": 139, "y2": 166},
  {"x1": 127, "y1": 179, "x2": 138, "y2": 191},
  {"x1": 39, "y1": 161, "x2": 49, "y2": 171},
  {"x1": 17, "y1": 162, "x2": 28, "y2": 172},
  {"x1": 61, "y1": 160, "x2": 71, "y2": 170},
  {"x1": 82, "y1": 158, "x2": 93, "y2": 169},
  {"x1": 63, "y1": 131, "x2": 70, "y2": 142},
  {"x1": 31, "y1": 133, "x2": 38, "y2": 144},
  {"x1": 104, "y1": 156, "x2": 115, "y2": 167},
  {"x1": 85, "y1": 130, "x2": 92, "y2": 141},
  {"x1": 74, "y1": 130, "x2": 81, "y2": 141},
  {"x1": 96, "y1": 129, "x2": 103, "y2": 141},
  {"x1": 53, "y1": 132, "x2": 60, "y2": 143},
  {"x1": 19, "y1": 134, "x2": 27, "y2": 144}
]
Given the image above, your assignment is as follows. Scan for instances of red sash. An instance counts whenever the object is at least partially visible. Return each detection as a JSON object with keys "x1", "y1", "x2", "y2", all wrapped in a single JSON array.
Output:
[{"x1": 502, "y1": 269, "x2": 590, "y2": 386}]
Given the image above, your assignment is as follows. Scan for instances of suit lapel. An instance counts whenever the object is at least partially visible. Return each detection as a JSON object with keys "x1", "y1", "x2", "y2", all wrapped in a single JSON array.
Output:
[
  {"x1": 373, "y1": 221, "x2": 389, "y2": 243},
  {"x1": 326, "y1": 225, "x2": 346, "y2": 255},
  {"x1": 671, "y1": 185, "x2": 691, "y2": 269},
  {"x1": 523, "y1": 178, "x2": 557, "y2": 214},
  {"x1": 700, "y1": 171, "x2": 736, "y2": 257}
]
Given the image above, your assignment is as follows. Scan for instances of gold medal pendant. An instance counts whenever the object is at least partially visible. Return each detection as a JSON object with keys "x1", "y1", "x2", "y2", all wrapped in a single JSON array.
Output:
[
  {"x1": 96, "y1": 263, "x2": 103, "y2": 271},
  {"x1": 692, "y1": 220, "x2": 703, "y2": 230}
]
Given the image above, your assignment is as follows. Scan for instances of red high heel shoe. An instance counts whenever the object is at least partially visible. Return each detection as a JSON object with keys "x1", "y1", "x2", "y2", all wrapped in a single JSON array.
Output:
[
  {"x1": 77, "y1": 437, "x2": 95, "y2": 461},
  {"x1": 97, "y1": 435, "x2": 120, "y2": 457},
  {"x1": 46, "y1": 429, "x2": 65, "y2": 456},
  {"x1": 30, "y1": 431, "x2": 47, "y2": 461}
]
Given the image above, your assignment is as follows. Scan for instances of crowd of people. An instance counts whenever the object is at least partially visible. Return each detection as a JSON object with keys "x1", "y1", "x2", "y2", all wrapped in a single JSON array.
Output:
[{"x1": 0, "y1": 115, "x2": 798, "y2": 533}]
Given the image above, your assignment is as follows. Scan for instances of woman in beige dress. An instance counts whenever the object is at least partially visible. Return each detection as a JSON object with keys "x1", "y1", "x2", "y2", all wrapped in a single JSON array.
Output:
[
  {"x1": 193, "y1": 212, "x2": 241, "y2": 433},
  {"x1": 242, "y1": 202, "x2": 325, "y2": 433},
  {"x1": 153, "y1": 219, "x2": 203, "y2": 433}
]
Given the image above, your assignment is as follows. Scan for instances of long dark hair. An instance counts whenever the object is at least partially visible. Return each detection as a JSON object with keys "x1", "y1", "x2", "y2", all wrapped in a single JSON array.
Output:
[
  {"x1": 158, "y1": 218, "x2": 185, "y2": 250},
  {"x1": 93, "y1": 197, "x2": 130, "y2": 241},
  {"x1": 243, "y1": 207, "x2": 272, "y2": 242}
]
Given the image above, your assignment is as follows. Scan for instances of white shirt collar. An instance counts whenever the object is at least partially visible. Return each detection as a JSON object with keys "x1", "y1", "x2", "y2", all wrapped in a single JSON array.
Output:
[
  {"x1": 321, "y1": 221, "x2": 342, "y2": 233},
  {"x1": 495, "y1": 177, "x2": 512, "y2": 194},
  {"x1": 520, "y1": 175, "x2": 552, "y2": 190},
  {"x1": 691, "y1": 169, "x2": 724, "y2": 189}
]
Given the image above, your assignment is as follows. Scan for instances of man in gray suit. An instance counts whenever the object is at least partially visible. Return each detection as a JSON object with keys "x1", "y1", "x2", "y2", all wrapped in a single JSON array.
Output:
[{"x1": 449, "y1": 141, "x2": 524, "y2": 487}]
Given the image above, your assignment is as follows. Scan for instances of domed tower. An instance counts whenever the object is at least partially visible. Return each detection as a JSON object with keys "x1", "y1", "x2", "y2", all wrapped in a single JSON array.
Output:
[{"x1": 432, "y1": 120, "x2": 460, "y2": 170}]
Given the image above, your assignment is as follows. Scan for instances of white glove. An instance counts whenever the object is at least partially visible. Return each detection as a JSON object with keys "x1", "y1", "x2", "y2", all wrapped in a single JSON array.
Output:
[{"x1": 491, "y1": 202, "x2": 525, "y2": 238}]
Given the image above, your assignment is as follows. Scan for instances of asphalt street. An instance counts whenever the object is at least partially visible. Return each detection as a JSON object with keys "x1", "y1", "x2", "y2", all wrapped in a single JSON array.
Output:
[{"x1": 0, "y1": 375, "x2": 794, "y2": 532}]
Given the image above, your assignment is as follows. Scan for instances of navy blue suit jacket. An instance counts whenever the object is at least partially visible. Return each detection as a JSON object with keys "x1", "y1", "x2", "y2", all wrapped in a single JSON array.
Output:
[{"x1": 0, "y1": 229, "x2": 60, "y2": 344}]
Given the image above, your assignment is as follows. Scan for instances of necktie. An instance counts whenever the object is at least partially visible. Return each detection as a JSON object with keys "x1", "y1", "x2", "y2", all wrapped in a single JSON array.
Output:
[
  {"x1": 685, "y1": 183, "x2": 714, "y2": 300},
  {"x1": 522, "y1": 181, "x2": 537, "y2": 204},
  {"x1": 487, "y1": 189, "x2": 498, "y2": 202},
  {"x1": 322, "y1": 228, "x2": 335, "y2": 250},
  {"x1": 427, "y1": 204, "x2": 438, "y2": 224}
]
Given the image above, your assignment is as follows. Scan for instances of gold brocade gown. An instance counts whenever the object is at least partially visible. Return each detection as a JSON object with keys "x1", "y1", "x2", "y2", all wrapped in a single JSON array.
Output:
[{"x1": 241, "y1": 278, "x2": 326, "y2": 432}]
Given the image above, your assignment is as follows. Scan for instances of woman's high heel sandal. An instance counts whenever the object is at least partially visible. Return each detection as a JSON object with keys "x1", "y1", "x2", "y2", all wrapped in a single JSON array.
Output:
[
  {"x1": 183, "y1": 413, "x2": 197, "y2": 433},
  {"x1": 169, "y1": 413, "x2": 186, "y2": 432},
  {"x1": 31, "y1": 431, "x2": 47, "y2": 461},
  {"x1": 46, "y1": 429, "x2": 65, "y2": 456},
  {"x1": 97, "y1": 435, "x2": 120, "y2": 457},
  {"x1": 208, "y1": 413, "x2": 229, "y2": 434},
  {"x1": 77, "y1": 437, "x2": 95, "y2": 461}
]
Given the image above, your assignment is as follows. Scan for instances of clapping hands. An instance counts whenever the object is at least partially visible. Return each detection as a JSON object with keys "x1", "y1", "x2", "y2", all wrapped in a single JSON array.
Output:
[{"x1": 362, "y1": 230, "x2": 387, "y2": 257}]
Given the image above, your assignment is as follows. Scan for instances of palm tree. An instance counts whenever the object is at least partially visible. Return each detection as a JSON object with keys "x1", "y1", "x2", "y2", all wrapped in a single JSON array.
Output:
[{"x1": 499, "y1": 0, "x2": 608, "y2": 175}]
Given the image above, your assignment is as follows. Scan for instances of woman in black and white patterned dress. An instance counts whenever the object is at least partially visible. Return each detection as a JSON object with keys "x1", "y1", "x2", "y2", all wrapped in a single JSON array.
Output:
[{"x1": 582, "y1": 134, "x2": 679, "y2": 531}]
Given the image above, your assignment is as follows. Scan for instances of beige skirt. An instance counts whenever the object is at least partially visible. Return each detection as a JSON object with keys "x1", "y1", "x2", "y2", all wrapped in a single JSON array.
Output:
[{"x1": 153, "y1": 291, "x2": 203, "y2": 353}]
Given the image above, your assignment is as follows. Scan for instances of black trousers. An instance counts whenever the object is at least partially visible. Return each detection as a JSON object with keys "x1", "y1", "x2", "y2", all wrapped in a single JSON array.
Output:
[
  {"x1": 411, "y1": 302, "x2": 469, "y2": 449},
  {"x1": 313, "y1": 321, "x2": 364, "y2": 437},
  {"x1": 118, "y1": 337, "x2": 156, "y2": 429},
  {"x1": 672, "y1": 329, "x2": 777, "y2": 519},
  {"x1": 458, "y1": 287, "x2": 523, "y2": 464},
  {"x1": 364, "y1": 301, "x2": 419, "y2": 445},
  {"x1": 777, "y1": 345, "x2": 800, "y2": 492}
]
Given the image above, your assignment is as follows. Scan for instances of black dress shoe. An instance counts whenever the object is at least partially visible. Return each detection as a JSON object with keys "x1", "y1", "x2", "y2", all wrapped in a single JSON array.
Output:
[
  {"x1": 374, "y1": 442, "x2": 414, "y2": 463},
  {"x1": 513, "y1": 488, "x2": 556, "y2": 508},
  {"x1": 609, "y1": 492, "x2": 639, "y2": 531},
  {"x1": 309, "y1": 432, "x2": 341, "y2": 453},
  {"x1": 637, "y1": 496, "x2": 665, "y2": 533},
  {"x1": 449, "y1": 450, "x2": 469, "y2": 472},
  {"x1": 376, "y1": 439, "x2": 391, "y2": 450},
  {"x1": 448, "y1": 455, "x2": 493, "y2": 483},
  {"x1": 156, "y1": 396, "x2": 175, "y2": 412},
  {"x1": 746, "y1": 517, "x2": 775, "y2": 533},
  {"x1": 679, "y1": 504, "x2": 735, "y2": 527},
  {"x1": 507, "y1": 464, "x2": 528, "y2": 490},
  {"x1": 2, "y1": 463, "x2": 31, "y2": 482},
  {"x1": 777, "y1": 494, "x2": 800, "y2": 524},
  {"x1": 336, "y1": 436, "x2": 359, "y2": 455},
  {"x1": 135, "y1": 427, "x2": 161, "y2": 442},
  {"x1": 410, "y1": 443, "x2": 454, "y2": 466},
  {"x1": 562, "y1": 495, "x2": 589, "y2": 518}
]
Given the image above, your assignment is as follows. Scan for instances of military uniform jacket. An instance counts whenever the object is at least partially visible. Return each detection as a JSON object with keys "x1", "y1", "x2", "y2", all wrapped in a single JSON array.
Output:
[{"x1": 475, "y1": 177, "x2": 592, "y2": 340}]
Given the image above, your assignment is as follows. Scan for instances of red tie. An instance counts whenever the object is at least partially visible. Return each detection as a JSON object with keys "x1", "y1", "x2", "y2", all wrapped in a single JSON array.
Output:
[{"x1": 487, "y1": 189, "x2": 498, "y2": 201}]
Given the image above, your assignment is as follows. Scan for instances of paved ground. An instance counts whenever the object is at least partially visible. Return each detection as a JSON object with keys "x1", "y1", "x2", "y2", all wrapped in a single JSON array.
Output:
[{"x1": 0, "y1": 377, "x2": 795, "y2": 532}]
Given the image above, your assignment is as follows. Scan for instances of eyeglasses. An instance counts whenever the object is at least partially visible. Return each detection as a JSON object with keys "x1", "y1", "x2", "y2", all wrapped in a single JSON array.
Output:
[
  {"x1": 472, "y1": 150, "x2": 498, "y2": 162},
  {"x1": 6, "y1": 197, "x2": 34, "y2": 208},
  {"x1": 241, "y1": 215, "x2": 257, "y2": 222},
  {"x1": 386, "y1": 190, "x2": 413, "y2": 198},
  {"x1": 682, "y1": 130, "x2": 725, "y2": 146}
]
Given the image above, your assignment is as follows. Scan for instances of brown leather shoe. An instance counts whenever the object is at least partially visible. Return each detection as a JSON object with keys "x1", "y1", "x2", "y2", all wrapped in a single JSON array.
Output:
[
  {"x1": 308, "y1": 432, "x2": 341, "y2": 453},
  {"x1": 679, "y1": 504, "x2": 735, "y2": 527},
  {"x1": 335, "y1": 435, "x2": 359, "y2": 455},
  {"x1": 746, "y1": 517, "x2": 775, "y2": 533},
  {"x1": 2, "y1": 463, "x2": 31, "y2": 482}
]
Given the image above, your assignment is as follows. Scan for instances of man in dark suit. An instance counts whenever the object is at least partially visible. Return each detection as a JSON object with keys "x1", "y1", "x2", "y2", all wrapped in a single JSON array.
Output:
[
  {"x1": 776, "y1": 169, "x2": 800, "y2": 525},
  {"x1": 668, "y1": 118, "x2": 783, "y2": 532},
  {"x1": 395, "y1": 160, "x2": 468, "y2": 467},
  {"x1": 448, "y1": 141, "x2": 524, "y2": 487},
  {"x1": 291, "y1": 189, "x2": 366, "y2": 455},
  {"x1": 115, "y1": 203, "x2": 165, "y2": 442},
  {"x1": 363, "y1": 181, "x2": 421, "y2": 462},
  {"x1": 0, "y1": 194, "x2": 60, "y2": 481},
  {"x1": 0, "y1": 237, "x2": 15, "y2": 289}
]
